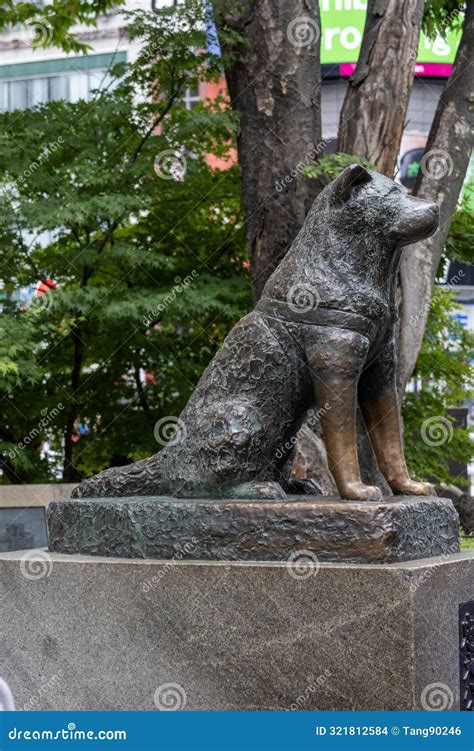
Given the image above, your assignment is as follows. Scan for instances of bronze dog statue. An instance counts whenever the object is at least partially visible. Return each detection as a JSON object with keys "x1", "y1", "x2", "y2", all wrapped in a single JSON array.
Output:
[{"x1": 73, "y1": 165, "x2": 439, "y2": 501}]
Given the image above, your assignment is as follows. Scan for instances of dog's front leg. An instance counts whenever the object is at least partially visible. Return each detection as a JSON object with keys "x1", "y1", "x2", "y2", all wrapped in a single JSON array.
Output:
[
  {"x1": 358, "y1": 337, "x2": 435, "y2": 496},
  {"x1": 307, "y1": 329, "x2": 383, "y2": 501}
]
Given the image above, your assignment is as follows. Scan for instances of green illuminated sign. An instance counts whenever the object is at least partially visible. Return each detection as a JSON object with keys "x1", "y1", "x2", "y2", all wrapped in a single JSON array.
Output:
[{"x1": 320, "y1": 0, "x2": 461, "y2": 64}]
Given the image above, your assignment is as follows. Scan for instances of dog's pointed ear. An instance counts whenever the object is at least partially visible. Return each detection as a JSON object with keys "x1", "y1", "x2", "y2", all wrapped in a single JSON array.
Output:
[{"x1": 333, "y1": 164, "x2": 372, "y2": 204}]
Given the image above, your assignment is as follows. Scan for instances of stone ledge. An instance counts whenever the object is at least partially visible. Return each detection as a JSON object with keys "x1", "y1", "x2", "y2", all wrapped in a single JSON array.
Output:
[
  {"x1": 0, "y1": 483, "x2": 76, "y2": 508},
  {"x1": 47, "y1": 495, "x2": 459, "y2": 563}
]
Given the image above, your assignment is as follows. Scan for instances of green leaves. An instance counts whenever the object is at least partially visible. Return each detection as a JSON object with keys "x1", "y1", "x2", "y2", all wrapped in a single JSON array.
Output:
[
  {"x1": 0, "y1": 1, "x2": 123, "y2": 53},
  {"x1": 445, "y1": 186, "x2": 474, "y2": 267},
  {"x1": 422, "y1": 1, "x2": 465, "y2": 40},
  {"x1": 304, "y1": 152, "x2": 376, "y2": 183},
  {"x1": 0, "y1": 1, "x2": 249, "y2": 482},
  {"x1": 403, "y1": 287, "x2": 474, "y2": 486}
]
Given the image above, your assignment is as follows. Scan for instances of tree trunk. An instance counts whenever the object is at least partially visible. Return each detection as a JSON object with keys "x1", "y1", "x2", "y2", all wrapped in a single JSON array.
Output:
[
  {"x1": 398, "y1": 0, "x2": 474, "y2": 389},
  {"x1": 211, "y1": 0, "x2": 322, "y2": 302},
  {"x1": 63, "y1": 323, "x2": 84, "y2": 482},
  {"x1": 0, "y1": 458, "x2": 35, "y2": 485},
  {"x1": 337, "y1": 0, "x2": 424, "y2": 176}
]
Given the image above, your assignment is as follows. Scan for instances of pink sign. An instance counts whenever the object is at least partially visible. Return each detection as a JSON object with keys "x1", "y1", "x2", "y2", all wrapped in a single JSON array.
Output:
[
  {"x1": 414, "y1": 63, "x2": 453, "y2": 76},
  {"x1": 339, "y1": 62, "x2": 453, "y2": 78},
  {"x1": 339, "y1": 63, "x2": 357, "y2": 76}
]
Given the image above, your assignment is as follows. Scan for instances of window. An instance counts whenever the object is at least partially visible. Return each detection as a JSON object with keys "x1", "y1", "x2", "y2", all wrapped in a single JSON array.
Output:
[
  {"x1": 183, "y1": 85, "x2": 200, "y2": 110},
  {"x1": 0, "y1": 68, "x2": 115, "y2": 112}
]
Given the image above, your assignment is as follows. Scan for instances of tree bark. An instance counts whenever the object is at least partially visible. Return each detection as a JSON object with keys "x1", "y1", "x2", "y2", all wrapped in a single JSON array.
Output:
[
  {"x1": 398, "y1": 0, "x2": 474, "y2": 389},
  {"x1": 211, "y1": 0, "x2": 321, "y2": 302},
  {"x1": 63, "y1": 322, "x2": 84, "y2": 482},
  {"x1": 337, "y1": 0, "x2": 424, "y2": 176}
]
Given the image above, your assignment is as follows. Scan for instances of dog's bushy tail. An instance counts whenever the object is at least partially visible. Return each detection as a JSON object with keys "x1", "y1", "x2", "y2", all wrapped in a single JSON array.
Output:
[{"x1": 71, "y1": 453, "x2": 168, "y2": 498}]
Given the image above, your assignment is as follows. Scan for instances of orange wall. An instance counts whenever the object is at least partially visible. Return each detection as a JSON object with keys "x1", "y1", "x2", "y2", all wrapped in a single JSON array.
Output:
[{"x1": 200, "y1": 76, "x2": 237, "y2": 170}]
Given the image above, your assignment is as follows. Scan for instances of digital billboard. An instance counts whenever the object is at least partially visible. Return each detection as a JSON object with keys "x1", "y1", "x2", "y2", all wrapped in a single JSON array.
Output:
[{"x1": 320, "y1": 0, "x2": 461, "y2": 75}]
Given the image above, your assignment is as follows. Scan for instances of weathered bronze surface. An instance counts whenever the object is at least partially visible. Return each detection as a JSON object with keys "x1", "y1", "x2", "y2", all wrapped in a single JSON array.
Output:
[
  {"x1": 48, "y1": 495, "x2": 459, "y2": 563},
  {"x1": 72, "y1": 166, "x2": 439, "y2": 502}
]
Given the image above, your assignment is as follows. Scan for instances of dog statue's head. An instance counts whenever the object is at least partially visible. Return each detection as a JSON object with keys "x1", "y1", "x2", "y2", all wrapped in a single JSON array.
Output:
[{"x1": 329, "y1": 164, "x2": 439, "y2": 246}]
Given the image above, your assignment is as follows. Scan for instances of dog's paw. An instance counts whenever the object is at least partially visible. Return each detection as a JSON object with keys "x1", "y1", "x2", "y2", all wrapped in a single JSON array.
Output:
[
  {"x1": 340, "y1": 481, "x2": 383, "y2": 502},
  {"x1": 391, "y1": 479, "x2": 436, "y2": 496}
]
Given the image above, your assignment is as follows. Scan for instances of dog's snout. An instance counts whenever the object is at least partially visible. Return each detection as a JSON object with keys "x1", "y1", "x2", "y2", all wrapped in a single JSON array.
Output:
[{"x1": 427, "y1": 203, "x2": 439, "y2": 215}]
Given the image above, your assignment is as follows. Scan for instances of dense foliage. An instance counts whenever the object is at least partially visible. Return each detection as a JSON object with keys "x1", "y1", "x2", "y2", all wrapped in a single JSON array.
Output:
[
  {"x1": 0, "y1": 0, "x2": 122, "y2": 53},
  {"x1": 422, "y1": 0, "x2": 466, "y2": 39},
  {"x1": 0, "y1": 4, "x2": 249, "y2": 482},
  {"x1": 445, "y1": 190, "x2": 474, "y2": 267},
  {"x1": 403, "y1": 288, "x2": 474, "y2": 487}
]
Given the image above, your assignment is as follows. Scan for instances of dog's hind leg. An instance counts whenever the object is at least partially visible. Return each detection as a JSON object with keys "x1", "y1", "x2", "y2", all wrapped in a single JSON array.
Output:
[{"x1": 182, "y1": 398, "x2": 289, "y2": 499}]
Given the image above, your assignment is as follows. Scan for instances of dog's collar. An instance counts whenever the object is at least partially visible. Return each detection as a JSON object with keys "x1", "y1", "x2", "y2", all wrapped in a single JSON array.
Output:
[{"x1": 256, "y1": 297, "x2": 378, "y2": 340}]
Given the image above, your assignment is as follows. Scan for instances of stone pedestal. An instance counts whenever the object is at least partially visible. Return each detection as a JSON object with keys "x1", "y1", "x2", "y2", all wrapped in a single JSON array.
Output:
[
  {"x1": 0, "y1": 549, "x2": 472, "y2": 710},
  {"x1": 47, "y1": 495, "x2": 459, "y2": 564}
]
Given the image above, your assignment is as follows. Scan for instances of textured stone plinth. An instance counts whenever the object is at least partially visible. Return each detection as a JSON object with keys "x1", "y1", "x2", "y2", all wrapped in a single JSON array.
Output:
[
  {"x1": 47, "y1": 495, "x2": 459, "y2": 563},
  {"x1": 0, "y1": 550, "x2": 472, "y2": 710}
]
